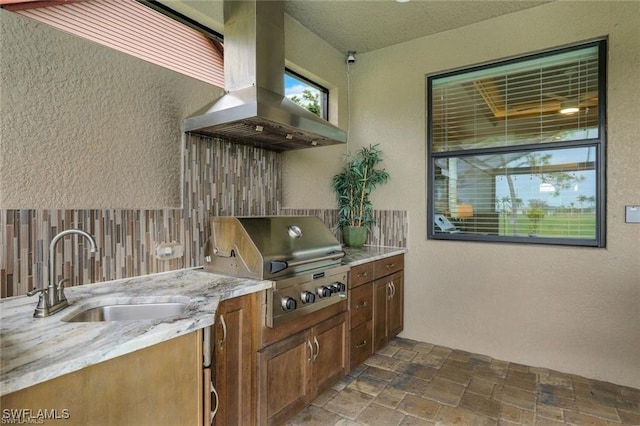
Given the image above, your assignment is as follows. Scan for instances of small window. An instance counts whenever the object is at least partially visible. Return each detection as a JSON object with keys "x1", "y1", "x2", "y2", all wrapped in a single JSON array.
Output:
[
  {"x1": 427, "y1": 40, "x2": 606, "y2": 246},
  {"x1": 285, "y1": 69, "x2": 329, "y2": 119}
]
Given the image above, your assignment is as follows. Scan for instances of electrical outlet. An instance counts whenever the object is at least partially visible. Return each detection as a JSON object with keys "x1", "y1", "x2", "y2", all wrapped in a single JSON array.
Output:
[{"x1": 155, "y1": 241, "x2": 184, "y2": 260}]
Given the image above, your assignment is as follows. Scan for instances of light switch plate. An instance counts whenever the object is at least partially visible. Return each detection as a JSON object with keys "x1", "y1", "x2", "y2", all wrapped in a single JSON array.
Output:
[{"x1": 625, "y1": 205, "x2": 640, "y2": 223}]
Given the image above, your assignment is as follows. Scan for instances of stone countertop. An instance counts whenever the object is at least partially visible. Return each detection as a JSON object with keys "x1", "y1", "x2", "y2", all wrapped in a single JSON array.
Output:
[
  {"x1": 342, "y1": 245, "x2": 407, "y2": 266},
  {"x1": 0, "y1": 247, "x2": 406, "y2": 396},
  {"x1": 0, "y1": 269, "x2": 273, "y2": 396}
]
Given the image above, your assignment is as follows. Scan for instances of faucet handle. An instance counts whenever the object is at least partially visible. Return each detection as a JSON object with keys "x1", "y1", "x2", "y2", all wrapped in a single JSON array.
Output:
[
  {"x1": 27, "y1": 288, "x2": 51, "y2": 318},
  {"x1": 57, "y1": 278, "x2": 71, "y2": 303},
  {"x1": 57, "y1": 278, "x2": 71, "y2": 290},
  {"x1": 27, "y1": 287, "x2": 48, "y2": 297}
]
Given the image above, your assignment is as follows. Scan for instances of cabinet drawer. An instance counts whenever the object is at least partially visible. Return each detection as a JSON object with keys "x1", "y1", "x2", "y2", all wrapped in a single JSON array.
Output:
[
  {"x1": 374, "y1": 254, "x2": 404, "y2": 279},
  {"x1": 349, "y1": 320, "x2": 373, "y2": 370},
  {"x1": 349, "y1": 284, "x2": 372, "y2": 328},
  {"x1": 350, "y1": 262, "x2": 374, "y2": 288}
]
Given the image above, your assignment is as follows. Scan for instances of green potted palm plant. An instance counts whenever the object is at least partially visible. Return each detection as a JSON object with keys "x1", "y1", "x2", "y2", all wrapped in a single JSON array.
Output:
[{"x1": 332, "y1": 144, "x2": 390, "y2": 247}]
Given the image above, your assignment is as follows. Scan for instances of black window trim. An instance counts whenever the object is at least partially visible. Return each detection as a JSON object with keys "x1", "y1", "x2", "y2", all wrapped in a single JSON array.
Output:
[
  {"x1": 285, "y1": 68, "x2": 330, "y2": 120},
  {"x1": 426, "y1": 38, "x2": 607, "y2": 247}
]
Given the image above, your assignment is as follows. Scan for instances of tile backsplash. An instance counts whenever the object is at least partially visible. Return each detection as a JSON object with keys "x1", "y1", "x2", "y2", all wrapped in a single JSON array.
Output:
[{"x1": 1, "y1": 135, "x2": 406, "y2": 298}]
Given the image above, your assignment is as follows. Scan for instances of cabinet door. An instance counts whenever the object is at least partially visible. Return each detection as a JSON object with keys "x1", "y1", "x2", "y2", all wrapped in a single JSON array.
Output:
[
  {"x1": 311, "y1": 312, "x2": 347, "y2": 396},
  {"x1": 350, "y1": 319, "x2": 373, "y2": 369},
  {"x1": 387, "y1": 271, "x2": 404, "y2": 340},
  {"x1": 349, "y1": 283, "x2": 373, "y2": 329},
  {"x1": 1, "y1": 332, "x2": 202, "y2": 426},
  {"x1": 257, "y1": 331, "x2": 312, "y2": 426},
  {"x1": 373, "y1": 279, "x2": 389, "y2": 351},
  {"x1": 214, "y1": 294, "x2": 254, "y2": 426}
]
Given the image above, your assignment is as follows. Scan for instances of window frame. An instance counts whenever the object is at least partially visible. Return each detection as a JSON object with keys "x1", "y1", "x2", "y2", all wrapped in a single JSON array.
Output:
[
  {"x1": 426, "y1": 39, "x2": 607, "y2": 247},
  {"x1": 285, "y1": 68, "x2": 330, "y2": 120}
]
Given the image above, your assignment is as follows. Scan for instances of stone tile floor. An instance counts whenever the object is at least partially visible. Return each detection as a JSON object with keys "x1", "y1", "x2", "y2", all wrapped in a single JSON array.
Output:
[{"x1": 287, "y1": 338, "x2": 640, "y2": 426}]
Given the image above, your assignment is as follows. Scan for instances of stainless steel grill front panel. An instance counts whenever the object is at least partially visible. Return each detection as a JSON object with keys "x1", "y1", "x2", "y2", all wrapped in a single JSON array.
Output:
[
  {"x1": 266, "y1": 265, "x2": 349, "y2": 327},
  {"x1": 204, "y1": 215, "x2": 349, "y2": 328}
]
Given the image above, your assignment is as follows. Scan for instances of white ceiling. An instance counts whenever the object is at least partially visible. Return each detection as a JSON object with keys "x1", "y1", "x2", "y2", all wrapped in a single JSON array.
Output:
[{"x1": 162, "y1": 0, "x2": 551, "y2": 54}]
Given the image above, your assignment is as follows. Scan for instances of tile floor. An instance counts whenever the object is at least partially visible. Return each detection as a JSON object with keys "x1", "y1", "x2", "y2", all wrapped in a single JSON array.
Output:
[{"x1": 287, "y1": 338, "x2": 640, "y2": 426}]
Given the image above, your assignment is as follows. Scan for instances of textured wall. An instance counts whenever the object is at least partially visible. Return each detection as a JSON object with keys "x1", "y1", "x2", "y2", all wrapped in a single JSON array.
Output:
[
  {"x1": 0, "y1": 10, "x2": 220, "y2": 209},
  {"x1": 283, "y1": 1, "x2": 640, "y2": 388},
  {"x1": 1, "y1": 135, "x2": 282, "y2": 297}
]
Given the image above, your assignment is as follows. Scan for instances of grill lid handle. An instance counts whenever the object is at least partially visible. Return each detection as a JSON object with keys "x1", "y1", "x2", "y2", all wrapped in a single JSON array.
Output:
[{"x1": 269, "y1": 251, "x2": 345, "y2": 274}]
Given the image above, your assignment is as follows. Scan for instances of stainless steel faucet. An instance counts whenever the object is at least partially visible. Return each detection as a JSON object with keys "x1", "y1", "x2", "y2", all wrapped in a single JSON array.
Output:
[{"x1": 27, "y1": 229, "x2": 98, "y2": 318}]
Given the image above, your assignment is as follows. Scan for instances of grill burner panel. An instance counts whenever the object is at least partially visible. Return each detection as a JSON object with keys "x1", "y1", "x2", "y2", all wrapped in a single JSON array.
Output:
[{"x1": 267, "y1": 265, "x2": 349, "y2": 327}]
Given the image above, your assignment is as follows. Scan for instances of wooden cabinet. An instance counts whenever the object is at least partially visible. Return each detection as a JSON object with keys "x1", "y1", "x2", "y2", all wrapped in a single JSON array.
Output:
[
  {"x1": 1, "y1": 332, "x2": 203, "y2": 426},
  {"x1": 373, "y1": 255, "x2": 404, "y2": 351},
  {"x1": 374, "y1": 270, "x2": 404, "y2": 351},
  {"x1": 348, "y1": 262, "x2": 374, "y2": 369},
  {"x1": 257, "y1": 313, "x2": 347, "y2": 425},
  {"x1": 349, "y1": 253, "x2": 404, "y2": 369},
  {"x1": 212, "y1": 293, "x2": 256, "y2": 426}
]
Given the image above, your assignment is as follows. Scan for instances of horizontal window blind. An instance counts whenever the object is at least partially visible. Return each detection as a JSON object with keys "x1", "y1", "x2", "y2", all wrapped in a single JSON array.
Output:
[
  {"x1": 431, "y1": 45, "x2": 599, "y2": 153},
  {"x1": 10, "y1": 0, "x2": 223, "y2": 87},
  {"x1": 428, "y1": 41, "x2": 605, "y2": 247}
]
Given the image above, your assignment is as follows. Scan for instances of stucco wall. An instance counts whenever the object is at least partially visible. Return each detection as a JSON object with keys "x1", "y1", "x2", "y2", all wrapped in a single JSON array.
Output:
[
  {"x1": 283, "y1": 1, "x2": 640, "y2": 388},
  {"x1": 0, "y1": 10, "x2": 220, "y2": 209}
]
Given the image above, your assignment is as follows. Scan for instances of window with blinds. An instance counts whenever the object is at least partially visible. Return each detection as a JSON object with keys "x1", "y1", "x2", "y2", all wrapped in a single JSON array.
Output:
[
  {"x1": 427, "y1": 40, "x2": 606, "y2": 246},
  {"x1": 3, "y1": 0, "x2": 224, "y2": 87}
]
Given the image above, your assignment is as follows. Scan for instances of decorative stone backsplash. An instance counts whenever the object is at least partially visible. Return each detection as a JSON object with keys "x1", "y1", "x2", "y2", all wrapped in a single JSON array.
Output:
[
  {"x1": 279, "y1": 208, "x2": 408, "y2": 248},
  {"x1": 1, "y1": 135, "x2": 406, "y2": 298}
]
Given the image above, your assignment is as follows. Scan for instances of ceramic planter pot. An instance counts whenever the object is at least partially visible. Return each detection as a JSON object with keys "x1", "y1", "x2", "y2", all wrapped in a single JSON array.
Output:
[{"x1": 342, "y1": 226, "x2": 367, "y2": 248}]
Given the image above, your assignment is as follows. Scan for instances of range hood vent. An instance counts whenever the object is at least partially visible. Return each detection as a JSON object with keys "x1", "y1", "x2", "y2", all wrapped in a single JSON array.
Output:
[{"x1": 184, "y1": 0, "x2": 347, "y2": 152}]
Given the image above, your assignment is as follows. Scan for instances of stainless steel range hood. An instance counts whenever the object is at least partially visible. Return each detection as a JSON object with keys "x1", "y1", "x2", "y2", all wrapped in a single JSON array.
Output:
[{"x1": 184, "y1": 0, "x2": 347, "y2": 152}]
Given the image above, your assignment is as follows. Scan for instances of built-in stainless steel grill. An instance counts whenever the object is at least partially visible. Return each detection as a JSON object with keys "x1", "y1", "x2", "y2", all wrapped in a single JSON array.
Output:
[{"x1": 204, "y1": 216, "x2": 349, "y2": 327}]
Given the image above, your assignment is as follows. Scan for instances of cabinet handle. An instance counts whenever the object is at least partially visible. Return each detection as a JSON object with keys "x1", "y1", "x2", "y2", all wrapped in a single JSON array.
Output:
[
  {"x1": 307, "y1": 339, "x2": 313, "y2": 363},
  {"x1": 356, "y1": 340, "x2": 368, "y2": 349},
  {"x1": 386, "y1": 263, "x2": 395, "y2": 269},
  {"x1": 219, "y1": 314, "x2": 227, "y2": 349},
  {"x1": 355, "y1": 301, "x2": 368, "y2": 309},
  {"x1": 387, "y1": 283, "x2": 393, "y2": 301},
  {"x1": 358, "y1": 271, "x2": 369, "y2": 277},
  {"x1": 210, "y1": 381, "x2": 219, "y2": 424},
  {"x1": 390, "y1": 281, "x2": 396, "y2": 298},
  {"x1": 313, "y1": 336, "x2": 320, "y2": 362}
]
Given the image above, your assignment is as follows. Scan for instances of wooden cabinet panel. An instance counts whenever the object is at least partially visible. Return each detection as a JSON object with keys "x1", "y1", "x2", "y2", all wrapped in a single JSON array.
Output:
[
  {"x1": 257, "y1": 331, "x2": 312, "y2": 426},
  {"x1": 349, "y1": 320, "x2": 373, "y2": 369},
  {"x1": 349, "y1": 262, "x2": 374, "y2": 288},
  {"x1": 373, "y1": 270, "x2": 405, "y2": 352},
  {"x1": 312, "y1": 313, "x2": 347, "y2": 396},
  {"x1": 213, "y1": 294, "x2": 255, "y2": 426},
  {"x1": 349, "y1": 283, "x2": 373, "y2": 328},
  {"x1": 257, "y1": 313, "x2": 347, "y2": 426},
  {"x1": 374, "y1": 254, "x2": 404, "y2": 279},
  {"x1": 388, "y1": 271, "x2": 404, "y2": 340},
  {"x1": 373, "y1": 279, "x2": 389, "y2": 352},
  {"x1": 1, "y1": 332, "x2": 202, "y2": 426}
]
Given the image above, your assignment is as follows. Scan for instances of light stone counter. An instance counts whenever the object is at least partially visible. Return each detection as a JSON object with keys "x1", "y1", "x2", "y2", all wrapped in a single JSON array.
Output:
[
  {"x1": 342, "y1": 246, "x2": 408, "y2": 266},
  {"x1": 0, "y1": 269, "x2": 273, "y2": 396},
  {"x1": 0, "y1": 247, "x2": 406, "y2": 397}
]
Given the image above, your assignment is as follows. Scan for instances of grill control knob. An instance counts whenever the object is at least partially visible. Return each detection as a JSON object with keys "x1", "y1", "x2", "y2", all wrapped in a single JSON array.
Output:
[
  {"x1": 281, "y1": 297, "x2": 297, "y2": 311},
  {"x1": 331, "y1": 282, "x2": 346, "y2": 293},
  {"x1": 300, "y1": 291, "x2": 316, "y2": 304},
  {"x1": 317, "y1": 286, "x2": 332, "y2": 298}
]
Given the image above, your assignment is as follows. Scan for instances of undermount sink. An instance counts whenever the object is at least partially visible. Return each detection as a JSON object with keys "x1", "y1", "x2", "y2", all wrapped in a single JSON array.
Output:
[{"x1": 63, "y1": 302, "x2": 188, "y2": 322}]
